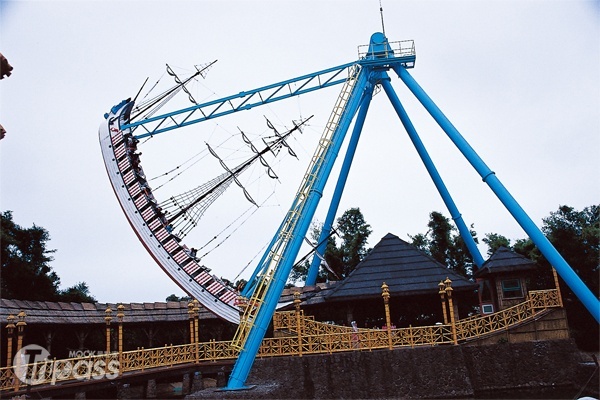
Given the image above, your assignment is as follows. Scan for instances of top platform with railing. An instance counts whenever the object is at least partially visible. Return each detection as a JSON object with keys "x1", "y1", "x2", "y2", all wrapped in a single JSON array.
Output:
[{"x1": 358, "y1": 36, "x2": 416, "y2": 68}]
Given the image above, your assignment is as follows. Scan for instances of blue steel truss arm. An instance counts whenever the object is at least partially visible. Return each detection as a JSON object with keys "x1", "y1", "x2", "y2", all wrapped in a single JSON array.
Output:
[
  {"x1": 305, "y1": 74, "x2": 376, "y2": 285},
  {"x1": 380, "y1": 74, "x2": 485, "y2": 269},
  {"x1": 122, "y1": 62, "x2": 356, "y2": 139},
  {"x1": 393, "y1": 65, "x2": 600, "y2": 322}
]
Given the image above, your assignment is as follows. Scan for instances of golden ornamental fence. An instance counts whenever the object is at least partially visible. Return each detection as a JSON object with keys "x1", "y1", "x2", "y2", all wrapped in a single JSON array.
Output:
[{"x1": 1, "y1": 289, "x2": 561, "y2": 392}]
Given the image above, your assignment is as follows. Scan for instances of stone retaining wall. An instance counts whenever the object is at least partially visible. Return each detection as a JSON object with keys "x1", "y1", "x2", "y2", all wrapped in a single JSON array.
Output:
[{"x1": 189, "y1": 339, "x2": 595, "y2": 399}]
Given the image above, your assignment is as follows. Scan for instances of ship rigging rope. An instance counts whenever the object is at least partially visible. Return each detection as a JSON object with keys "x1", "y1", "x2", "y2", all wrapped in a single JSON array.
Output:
[
  {"x1": 195, "y1": 204, "x2": 256, "y2": 253},
  {"x1": 233, "y1": 238, "x2": 272, "y2": 284},
  {"x1": 159, "y1": 169, "x2": 236, "y2": 239},
  {"x1": 155, "y1": 124, "x2": 292, "y2": 238},
  {"x1": 140, "y1": 71, "x2": 166, "y2": 103},
  {"x1": 196, "y1": 191, "x2": 276, "y2": 262},
  {"x1": 148, "y1": 127, "x2": 239, "y2": 191},
  {"x1": 131, "y1": 63, "x2": 209, "y2": 122}
]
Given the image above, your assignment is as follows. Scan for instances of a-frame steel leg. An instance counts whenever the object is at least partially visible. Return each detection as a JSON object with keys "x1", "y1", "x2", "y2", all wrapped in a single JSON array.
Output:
[
  {"x1": 306, "y1": 82, "x2": 375, "y2": 285},
  {"x1": 226, "y1": 69, "x2": 372, "y2": 390},
  {"x1": 381, "y1": 75, "x2": 485, "y2": 269},
  {"x1": 393, "y1": 65, "x2": 600, "y2": 322}
]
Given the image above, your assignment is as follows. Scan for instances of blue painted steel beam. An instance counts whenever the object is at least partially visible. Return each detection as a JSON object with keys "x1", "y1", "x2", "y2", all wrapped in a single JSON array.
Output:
[
  {"x1": 305, "y1": 75, "x2": 375, "y2": 285},
  {"x1": 380, "y1": 75, "x2": 485, "y2": 269},
  {"x1": 123, "y1": 62, "x2": 356, "y2": 138},
  {"x1": 226, "y1": 69, "x2": 371, "y2": 390},
  {"x1": 393, "y1": 65, "x2": 600, "y2": 322},
  {"x1": 122, "y1": 49, "x2": 415, "y2": 140}
]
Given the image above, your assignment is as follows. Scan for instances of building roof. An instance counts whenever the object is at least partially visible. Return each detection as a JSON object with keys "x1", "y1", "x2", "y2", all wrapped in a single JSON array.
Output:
[
  {"x1": 474, "y1": 246, "x2": 537, "y2": 278},
  {"x1": 325, "y1": 233, "x2": 477, "y2": 301},
  {"x1": 0, "y1": 299, "x2": 218, "y2": 325},
  {"x1": 277, "y1": 282, "x2": 339, "y2": 311}
]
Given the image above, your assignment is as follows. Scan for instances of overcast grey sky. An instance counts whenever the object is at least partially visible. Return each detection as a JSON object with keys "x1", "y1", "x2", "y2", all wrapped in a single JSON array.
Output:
[{"x1": 1, "y1": 1, "x2": 598, "y2": 303}]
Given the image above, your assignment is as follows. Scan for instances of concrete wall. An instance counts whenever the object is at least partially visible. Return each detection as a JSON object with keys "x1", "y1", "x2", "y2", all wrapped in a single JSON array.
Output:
[{"x1": 189, "y1": 339, "x2": 593, "y2": 399}]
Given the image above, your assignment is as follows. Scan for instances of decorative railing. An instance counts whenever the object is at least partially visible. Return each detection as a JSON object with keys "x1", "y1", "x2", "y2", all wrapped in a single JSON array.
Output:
[
  {"x1": 0, "y1": 289, "x2": 562, "y2": 392},
  {"x1": 455, "y1": 289, "x2": 561, "y2": 341}
]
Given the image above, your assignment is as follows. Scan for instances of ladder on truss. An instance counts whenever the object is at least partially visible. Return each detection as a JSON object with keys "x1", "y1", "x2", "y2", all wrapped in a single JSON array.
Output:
[{"x1": 231, "y1": 64, "x2": 362, "y2": 351}]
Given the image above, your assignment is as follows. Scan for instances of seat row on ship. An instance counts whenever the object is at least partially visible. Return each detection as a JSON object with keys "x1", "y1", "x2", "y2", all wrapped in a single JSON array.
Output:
[{"x1": 100, "y1": 102, "x2": 240, "y2": 322}]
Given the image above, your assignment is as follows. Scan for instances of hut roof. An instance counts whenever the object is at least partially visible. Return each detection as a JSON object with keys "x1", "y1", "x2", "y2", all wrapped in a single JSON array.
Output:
[
  {"x1": 0, "y1": 299, "x2": 217, "y2": 324},
  {"x1": 325, "y1": 233, "x2": 476, "y2": 302},
  {"x1": 474, "y1": 246, "x2": 537, "y2": 278}
]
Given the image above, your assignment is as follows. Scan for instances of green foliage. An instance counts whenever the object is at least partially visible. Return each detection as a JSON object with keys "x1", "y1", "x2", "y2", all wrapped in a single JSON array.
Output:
[
  {"x1": 289, "y1": 223, "x2": 333, "y2": 284},
  {"x1": 535, "y1": 205, "x2": 598, "y2": 351},
  {"x1": 541, "y1": 205, "x2": 599, "y2": 295},
  {"x1": 482, "y1": 233, "x2": 511, "y2": 256},
  {"x1": 60, "y1": 282, "x2": 96, "y2": 303},
  {"x1": 166, "y1": 294, "x2": 192, "y2": 302},
  {"x1": 1, "y1": 210, "x2": 60, "y2": 300},
  {"x1": 334, "y1": 207, "x2": 372, "y2": 277},
  {"x1": 288, "y1": 259, "x2": 310, "y2": 285},
  {"x1": 409, "y1": 211, "x2": 477, "y2": 278},
  {"x1": 1, "y1": 210, "x2": 96, "y2": 302},
  {"x1": 289, "y1": 208, "x2": 372, "y2": 284}
]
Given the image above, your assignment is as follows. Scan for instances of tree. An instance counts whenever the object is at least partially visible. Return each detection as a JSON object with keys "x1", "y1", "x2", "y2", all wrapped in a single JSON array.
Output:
[
  {"x1": 541, "y1": 205, "x2": 599, "y2": 295},
  {"x1": 289, "y1": 208, "x2": 372, "y2": 284},
  {"x1": 335, "y1": 207, "x2": 372, "y2": 277},
  {"x1": 482, "y1": 233, "x2": 511, "y2": 256},
  {"x1": 166, "y1": 294, "x2": 191, "y2": 302},
  {"x1": 1, "y1": 210, "x2": 60, "y2": 300},
  {"x1": 1, "y1": 211, "x2": 96, "y2": 302},
  {"x1": 289, "y1": 223, "x2": 335, "y2": 285},
  {"x1": 540, "y1": 205, "x2": 599, "y2": 350},
  {"x1": 60, "y1": 282, "x2": 96, "y2": 303},
  {"x1": 409, "y1": 211, "x2": 477, "y2": 278}
]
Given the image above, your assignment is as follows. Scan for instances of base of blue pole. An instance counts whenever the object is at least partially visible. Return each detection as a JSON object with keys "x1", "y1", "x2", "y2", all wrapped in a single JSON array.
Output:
[{"x1": 217, "y1": 384, "x2": 256, "y2": 392}]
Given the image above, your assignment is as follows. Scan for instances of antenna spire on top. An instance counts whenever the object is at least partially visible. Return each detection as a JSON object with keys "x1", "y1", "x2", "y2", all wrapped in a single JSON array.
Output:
[{"x1": 379, "y1": 0, "x2": 386, "y2": 36}]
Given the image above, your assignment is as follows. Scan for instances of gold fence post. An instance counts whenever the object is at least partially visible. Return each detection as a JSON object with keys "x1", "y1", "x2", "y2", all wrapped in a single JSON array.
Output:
[
  {"x1": 193, "y1": 299, "x2": 200, "y2": 364},
  {"x1": 438, "y1": 281, "x2": 448, "y2": 325},
  {"x1": 187, "y1": 301, "x2": 194, "y2": 345},
  {"x1": 294, "y1": 291, "x2": 303, "y2": 357},
  {"x1": 444, "y1": 278, "x2": 458, "y2": 345},
  {"x1": 552, "y1": 268, "x2": 564, "y2": 307},
  {"x1": 381, "y1": 282, "x2": 393, "y2": 350},
  {"x1": 105, "y1": 307, "x2": 113, "y2": 355},
  {"x1": 6, "y1": 315, "x2": 15, "y2": 368},
  {"x1": 117, "y1": 304, "x2": 124, "y2": 376},
  {"x1": 14, "y1": 311, "x2": 26, "y2": 392},
  {"x1": 15, "y1": 311, "x2": 27, "y2": 354}
]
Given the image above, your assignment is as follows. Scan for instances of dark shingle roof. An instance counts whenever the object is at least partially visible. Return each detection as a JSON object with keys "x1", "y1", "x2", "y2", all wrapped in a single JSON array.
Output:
[
  {"x1": 474, "y1": 246, "x2": 537, "y2": 278},
  {"x1": 0, "y1": 299, "x2": 218, "y2": 324},
  {"x1": 326, "y1": 233, "x2": 476, "y2": 301},
  {"x1": 277, "y1": 282, "x2": 339, "y2": 310}
]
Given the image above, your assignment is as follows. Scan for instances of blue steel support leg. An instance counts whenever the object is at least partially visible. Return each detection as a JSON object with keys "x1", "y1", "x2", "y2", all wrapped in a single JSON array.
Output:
[
  {"x1": 381, "y1": 76, "x2": 485, "y2": 269},
  {"x1": 306, "y1": 82, "x2": 375, "y2": 285},
  {"x1": 394, "y1": 65, "x2": 600, "y2": 322},
  {"x1": 226, "y1": 69, "x2": 371, "y2": 390}
]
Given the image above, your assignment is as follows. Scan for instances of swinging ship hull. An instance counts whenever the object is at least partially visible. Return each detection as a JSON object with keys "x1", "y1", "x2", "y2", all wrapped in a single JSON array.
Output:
[{"x1": 99, "y1": 100, "x2": 241, "y2": 324}]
